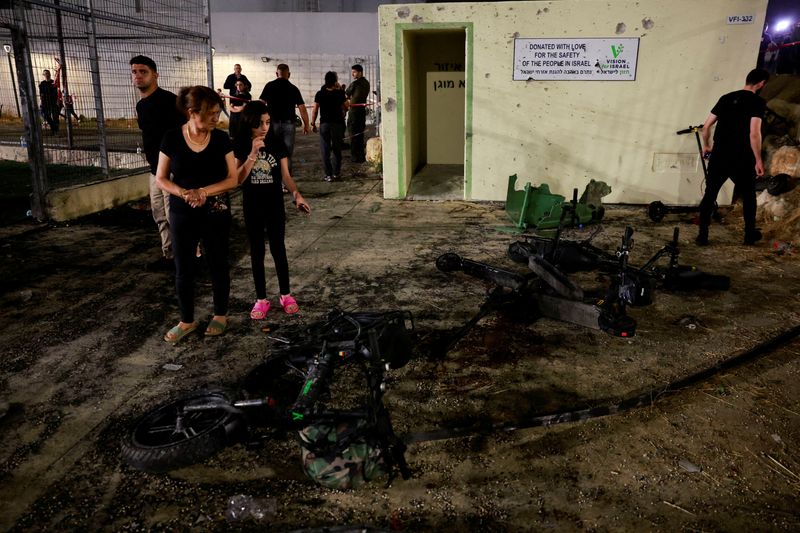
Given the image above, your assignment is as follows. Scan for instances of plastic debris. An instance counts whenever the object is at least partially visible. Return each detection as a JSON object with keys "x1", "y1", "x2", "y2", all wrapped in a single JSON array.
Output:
[
  {"x1": 678, "y1": 459, "x2": 702, "y2": 473},
  {"x1": 225, "y1": 494, "x2": 276, "y2": 521}
]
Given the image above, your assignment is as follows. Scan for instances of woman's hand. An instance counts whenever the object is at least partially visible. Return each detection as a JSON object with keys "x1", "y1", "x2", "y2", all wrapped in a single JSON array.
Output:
[
  {"x1": 294, "y1": 192, "x2": 311, "y2": 214},
  {"x1": 183, "y1": 188, "x2": 207, "y2": 208}
]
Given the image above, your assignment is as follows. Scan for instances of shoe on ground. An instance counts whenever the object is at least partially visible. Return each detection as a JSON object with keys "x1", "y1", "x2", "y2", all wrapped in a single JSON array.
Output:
[
  {"x1": 695, "y1": 235, "x2": 709, "y2": 246},
  {"x1": 323, "y1": 175, "x2": 333, "y2": 182},
  {"x1": 250, "y1": 299, "x2": 270, "y2": 320},
  {"x1": 164, "y1": 322, "x2": 198, "y2": 344},
  {"x1": 744, "y1": 230, "x2": 762, "y2": 245},
  {"x1": 204, "y1": 317, "x2": 228, "y2": 337},
  {"x1": 146, "y1": 256, "x2": 174, "y2": 271},
  {"x1": 332, "y1": 175, "x2": 340, "y2": 181},
  {"x1": 279, "y1": 294, "x2": 300, "y2": 314}
]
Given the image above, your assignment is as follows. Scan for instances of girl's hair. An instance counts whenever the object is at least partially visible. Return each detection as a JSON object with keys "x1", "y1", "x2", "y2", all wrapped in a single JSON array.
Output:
[{"x1": 176, "y1": 85, "x2": 223, "y2": 118}]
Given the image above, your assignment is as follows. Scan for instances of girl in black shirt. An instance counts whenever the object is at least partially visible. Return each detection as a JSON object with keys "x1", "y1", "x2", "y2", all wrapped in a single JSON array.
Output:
[
  {"x1": 155, "y1": 86, "x2": 238, "y2": 343},
  {"x1": 234, "y1": 100, "x2": 310, "y2": 319}
]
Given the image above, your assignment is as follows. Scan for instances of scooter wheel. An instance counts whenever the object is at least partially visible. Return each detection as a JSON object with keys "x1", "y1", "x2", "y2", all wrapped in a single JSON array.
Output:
[
  {"x1": 436, "y1": 253, "x2": 463, "y2": 272},
  {"x1": 121, "y1": 388, "x2": 245, "y2": 473},
  {"x1": 647, "y1": 201, "x2": 666, "y2": 222},
  {"x1": 767, "y1": 174, "x2": 789, "y2": 196}
]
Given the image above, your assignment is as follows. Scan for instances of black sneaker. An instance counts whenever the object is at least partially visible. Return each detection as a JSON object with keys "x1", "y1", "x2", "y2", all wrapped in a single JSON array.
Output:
[
  {"x1": 743, "y1": 230, "x2": 762, "y2": 245},
  {"x1": 323, "y1": 175, "x2": 333, "y2": 182}
]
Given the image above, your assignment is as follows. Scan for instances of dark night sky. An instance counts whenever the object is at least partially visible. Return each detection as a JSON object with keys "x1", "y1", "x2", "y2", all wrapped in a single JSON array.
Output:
[{"x1": 765, "y1": 0, "x2": 800, "y2": 34}]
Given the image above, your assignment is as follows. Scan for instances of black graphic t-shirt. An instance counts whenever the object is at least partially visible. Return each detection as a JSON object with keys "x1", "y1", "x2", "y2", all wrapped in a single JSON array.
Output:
[{"x1": 235, "y1": 135, "x2": 289, "y2": 192}]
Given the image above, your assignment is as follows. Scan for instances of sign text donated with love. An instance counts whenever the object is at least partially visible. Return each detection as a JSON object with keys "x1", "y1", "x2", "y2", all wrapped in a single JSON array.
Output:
[{"x1": 513, "y1": 38, "x2": 640, "y2": 81}]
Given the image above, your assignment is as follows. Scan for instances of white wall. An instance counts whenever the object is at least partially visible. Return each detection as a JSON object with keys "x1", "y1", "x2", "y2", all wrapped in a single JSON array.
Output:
[
  {"x1": 210, "y1": 12, "x2": 378, "y2": 55},
  {"x1": 210, "y1": 12, "x2": 380, "y2": 105},
  {"x1": 379, "y1": 0, "x2": 768, "y2": 204}
]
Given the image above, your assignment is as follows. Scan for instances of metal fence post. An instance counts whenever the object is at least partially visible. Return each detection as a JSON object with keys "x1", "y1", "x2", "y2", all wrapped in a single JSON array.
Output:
[
  {"x1": 55, "y1": 0, "x2": 74, "y2": 149},
  {"x1": 205, "y1": 0, "x2": 214, "y2": 89},
  {"x1": 86, "y1": 0, "x2": 109, "y2": 176},
  {"x1": 12, "y1": 3, "x2": 48, "y2": 221}
]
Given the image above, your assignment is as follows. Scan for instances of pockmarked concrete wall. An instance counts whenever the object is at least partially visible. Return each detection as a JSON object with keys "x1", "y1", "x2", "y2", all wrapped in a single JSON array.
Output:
[{"x1": 378, "y1": 0, "x2": 768, "y2": 203}]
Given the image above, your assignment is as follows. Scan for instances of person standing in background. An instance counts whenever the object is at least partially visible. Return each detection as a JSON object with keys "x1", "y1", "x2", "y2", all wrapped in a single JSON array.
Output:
[
  {"x1": 696, "y1": 68, "x2": 769, "y2": 247},
  {"x1": 223, "y1": 63, "x2": 251, "y2": 96},
  {"x1": 311, "y1": 71, "x2": 348, "y2": 182},
  {"x1": 345, "y1": 64, "x2": 370, "y2": 163},
  {"x1": 131, "y1": 55, "x2": 187, "y2": 271},
  {"x1": 258, "y1": 63, "x2": 310, "y2": 174},
  {"x1": 39, "y1": 69, "x2": 59, "y2": 134},
  {"x1": 228, "y1": 79, "x2": 251, "y2": 139}
]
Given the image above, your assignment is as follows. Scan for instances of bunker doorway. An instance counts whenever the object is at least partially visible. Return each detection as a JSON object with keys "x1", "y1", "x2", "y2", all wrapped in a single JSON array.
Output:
[{"x1": 403, "y1": 28, "x2": 469, "y2": 200}]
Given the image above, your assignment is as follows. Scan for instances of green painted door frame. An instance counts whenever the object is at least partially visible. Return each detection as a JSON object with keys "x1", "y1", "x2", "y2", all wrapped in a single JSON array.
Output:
[{"x1": 394, "y1": 22, "x2": 473, "y2": 199}]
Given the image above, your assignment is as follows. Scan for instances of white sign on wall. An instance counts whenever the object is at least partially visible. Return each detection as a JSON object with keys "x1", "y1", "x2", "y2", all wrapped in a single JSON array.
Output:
[
  {"x1": 513, "y1": 38, "x2": 639, "y2": 81},
  {"x1": 726, "y1": 14, "x2": 755, "y2": 25}
]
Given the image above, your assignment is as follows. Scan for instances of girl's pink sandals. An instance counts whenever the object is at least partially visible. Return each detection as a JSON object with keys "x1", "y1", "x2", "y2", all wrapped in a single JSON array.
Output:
[
  {"x1": 279, "y1": 294, "x2": 299, "y2": 314},
  {"x1": 250, "y1": 299, "x2": 270, "y2": 320}
]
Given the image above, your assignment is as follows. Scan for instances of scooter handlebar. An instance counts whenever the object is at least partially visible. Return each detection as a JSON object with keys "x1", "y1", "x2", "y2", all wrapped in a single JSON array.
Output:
[{"x1": 676, "y1": 124, "x2": 704, "y2": 135}]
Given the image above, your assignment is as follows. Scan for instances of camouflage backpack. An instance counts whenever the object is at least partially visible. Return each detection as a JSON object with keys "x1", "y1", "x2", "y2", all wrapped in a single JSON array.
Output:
[{"x1": 298, "y1": 418, "x2": 386, "y2": 490}]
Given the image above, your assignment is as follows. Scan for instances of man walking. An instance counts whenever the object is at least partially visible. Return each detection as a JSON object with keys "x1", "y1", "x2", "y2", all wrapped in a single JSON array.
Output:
[
  {"x1": 697, "y1": 68, "x2": 769, "y2": 246},
  {"x1": 130, "y1": 55, "x2": 186, "y2": 270},
  {"x1": 258, "y1": 63, "x2": 310, "y2": 173},
  {"x1": 345, "y1": 64, "x2": 370, "y2": 163},
  {"x1": 223, "y1": 63, "x2": 251, "y2": 96}
]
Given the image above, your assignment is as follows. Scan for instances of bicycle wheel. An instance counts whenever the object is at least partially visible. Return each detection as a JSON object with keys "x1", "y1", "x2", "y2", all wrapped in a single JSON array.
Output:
[{"x1": 121, "y1": 389, "x2": 244, "y2": 473}]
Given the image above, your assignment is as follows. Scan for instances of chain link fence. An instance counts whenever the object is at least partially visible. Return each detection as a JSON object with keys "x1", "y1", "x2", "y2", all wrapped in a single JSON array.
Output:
[{"x1": 0, "y1": 0, "x2": 211, "y2": 219}]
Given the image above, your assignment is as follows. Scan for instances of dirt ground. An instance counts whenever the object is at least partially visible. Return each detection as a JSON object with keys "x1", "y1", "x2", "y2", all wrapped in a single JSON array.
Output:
[{"x1": 1, "y1": 133, "x2": 799, "y2": 532}]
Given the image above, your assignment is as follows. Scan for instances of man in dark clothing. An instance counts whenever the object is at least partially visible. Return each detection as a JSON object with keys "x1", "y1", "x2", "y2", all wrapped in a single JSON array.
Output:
[
  {"x1": 258, "y1": 63, "x2": 310, "y2": 173},
  {"x1": 345, "y1": 64, "x2": 370, "y2": 163},
  {"x1": 312, "y1": 71, "x2": 348, "y2": 181},
  {"x1": 39, "y1": 69, "x2": 60, "y2": 134},
  {"x1": 223, "y1": 64, "x2": 251, "y2": 96},
  {"x1": 130, "y1": 55, "x2": 187, "y2": 269},
  {"x1": 697, "y1": 68, "x2": 769, "y2": 247}
]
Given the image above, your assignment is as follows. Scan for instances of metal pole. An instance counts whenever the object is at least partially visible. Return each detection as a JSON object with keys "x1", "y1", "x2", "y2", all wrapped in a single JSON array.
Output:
[
  {"x1": 11, "y1": 3, "x2": 49, "y2": 221},
  {"x1": 85, "y1": 0, "x2": 109, "y2": 176},
  {"x1": 54, "y1": 0, "x2": 74, "y2": 149},
  {"x1": 5, "y1": 50, "x2": 21, "y2": 117},
  {"x1": 205, "y1": 0, "x2": 214, "y2": 88}
]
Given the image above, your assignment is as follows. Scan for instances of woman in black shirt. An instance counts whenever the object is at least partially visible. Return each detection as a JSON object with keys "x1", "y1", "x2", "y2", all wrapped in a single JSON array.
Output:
[
  {"x1": 311, "y1": 71, "x2": 348, "y2": 181},
  {"x1": 155, "y1": 86, "x2": 238, "y2": 343},
  {"x1": 234, "y1": 100, "x2": 310, "y2": 319}
]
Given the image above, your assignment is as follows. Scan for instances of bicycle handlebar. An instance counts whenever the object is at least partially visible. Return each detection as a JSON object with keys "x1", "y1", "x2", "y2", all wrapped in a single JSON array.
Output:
[{"x1": 290, "y1": 348, "x2": 335, "y2": 421}]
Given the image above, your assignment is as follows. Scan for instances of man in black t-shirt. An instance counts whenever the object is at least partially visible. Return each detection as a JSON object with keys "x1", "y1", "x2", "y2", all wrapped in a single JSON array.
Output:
[
  {"x1": 345, "y1": 64, "x2": 370, "y2": 163},
  {"x1": 258, "y1": 63, "x2": 310, "y2": 173},
  {"x1": 130, "y1": 55, "x2": 187, "y2": 269},
  {"x1": 697, "y1": 68, "x2": 769, "y2": 246}
]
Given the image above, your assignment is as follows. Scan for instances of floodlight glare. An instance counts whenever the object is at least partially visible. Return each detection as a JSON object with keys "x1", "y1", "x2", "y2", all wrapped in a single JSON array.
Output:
[{"x1": 774, "y1": 19, "x2": 792, "y2": 33}]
